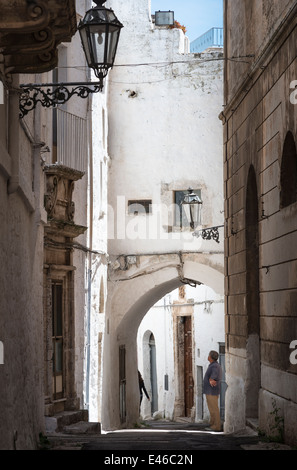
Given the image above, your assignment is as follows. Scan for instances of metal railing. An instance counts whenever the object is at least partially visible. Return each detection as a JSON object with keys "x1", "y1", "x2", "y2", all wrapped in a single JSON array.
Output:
[{"x1": 57, "y1": 108, "x2": 88, "y2": 173}]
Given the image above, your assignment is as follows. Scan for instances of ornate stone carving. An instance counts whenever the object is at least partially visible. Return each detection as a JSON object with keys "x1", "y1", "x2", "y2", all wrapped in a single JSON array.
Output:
[
  {"x1": 0, "y1": 28, "x2": 55, "y2": 55},
  {"x1": 1, "y1": 1, "x2": 50, "y2": 33},
  {"x1": 0, "y1": 0, "x2": 77, "y2": 75},
  {"x1": 44, "y1": 164, "x2": 87, "y2": 239},
  {"x1": 44, "y1": 175, "x2": 59, "y2": 219}
]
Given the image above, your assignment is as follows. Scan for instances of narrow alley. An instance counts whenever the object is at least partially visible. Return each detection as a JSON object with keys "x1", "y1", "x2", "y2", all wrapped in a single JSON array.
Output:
[{"x1": 1, "y1": 0, "x2": 297, "y2": 451}]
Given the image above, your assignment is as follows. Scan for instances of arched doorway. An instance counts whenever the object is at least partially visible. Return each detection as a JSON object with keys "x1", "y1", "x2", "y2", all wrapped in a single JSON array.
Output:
[
  {"x1": 137, "y1": 283, "x2": 225, "y2": 425},
  {"x1": 245, "y1": 165, "x2": 260, "y2": 420},
  {"x1": 102, "y1": 254, "x2": 224, "y2": 430}
]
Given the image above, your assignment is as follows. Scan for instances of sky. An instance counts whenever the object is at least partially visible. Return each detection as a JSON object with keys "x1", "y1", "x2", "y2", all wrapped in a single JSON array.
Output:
[{"x1": 150, "y1": 0, "x2": 223, "y2": 42}]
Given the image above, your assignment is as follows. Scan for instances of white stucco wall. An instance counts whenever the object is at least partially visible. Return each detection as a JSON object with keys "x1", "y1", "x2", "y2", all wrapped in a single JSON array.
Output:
[
  {"x1": 107, "y1": 0, "x2": 224, "y2": 256},
  {"x1": 84, "y1": 79, "x2": 110, "y2": 422}
]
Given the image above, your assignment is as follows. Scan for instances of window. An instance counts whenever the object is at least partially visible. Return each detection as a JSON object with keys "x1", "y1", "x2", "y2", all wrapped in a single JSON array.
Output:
[
  {"x1": 280, "y1": 131, "x2": 297, "y2": 208},
  {"x1": 174, "y1": 189, "x2": 202, "y2": 228},
  {"x1": 128, "y1": 199, "x2": 152, "y2": 215}
]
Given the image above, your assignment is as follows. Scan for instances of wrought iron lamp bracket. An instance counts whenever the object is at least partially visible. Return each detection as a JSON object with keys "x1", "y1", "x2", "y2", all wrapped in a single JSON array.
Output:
[
  {"x1": 192, "y1": 225, "x2": 224, "y2": 243},
  {"x1": 19, "y1": 80, "x2": 103, "y2": 118}
]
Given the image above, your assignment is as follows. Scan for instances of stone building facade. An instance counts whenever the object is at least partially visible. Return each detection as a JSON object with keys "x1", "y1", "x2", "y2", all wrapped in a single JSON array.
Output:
[
  {"x1": 221, "y1": 0, "x2": 297, "y2": 445},
  {"x1": 0, "y1": 0, "x2": 107, "y2": 448}
]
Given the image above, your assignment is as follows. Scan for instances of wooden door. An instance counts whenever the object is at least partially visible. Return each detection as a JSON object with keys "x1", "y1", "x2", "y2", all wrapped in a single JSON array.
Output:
[{"x1": 52, "y1": 283, "x2": 64, "y2": 400}]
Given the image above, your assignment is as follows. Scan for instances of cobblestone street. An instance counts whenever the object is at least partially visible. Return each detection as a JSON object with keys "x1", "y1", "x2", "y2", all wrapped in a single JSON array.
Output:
[{"x1": 45, "y1": 419, "x2": 292, "y2": 452}]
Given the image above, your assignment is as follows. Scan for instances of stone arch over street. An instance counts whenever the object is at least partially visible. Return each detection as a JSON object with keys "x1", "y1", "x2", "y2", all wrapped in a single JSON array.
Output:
[{"x1": 101, "y1": 252, "x2": 224, "y2": 430}]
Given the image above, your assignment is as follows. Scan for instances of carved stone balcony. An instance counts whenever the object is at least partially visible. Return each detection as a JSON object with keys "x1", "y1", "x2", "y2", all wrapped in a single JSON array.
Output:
[
  {"x1": 0, "y1": 0, "x2": 77, "y2": 75},
  {"x1": 44, "y1": 164, "x2": 87, "y2": 239}
]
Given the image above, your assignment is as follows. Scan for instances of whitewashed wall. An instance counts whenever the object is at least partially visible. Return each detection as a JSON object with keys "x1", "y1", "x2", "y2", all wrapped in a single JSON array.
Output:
[
  {"x1": 107, "y1": 0, "x2": 224, "y2": 256},
  {"x1": 83, "y1": 77, "x2": 110, "y2": 422}
]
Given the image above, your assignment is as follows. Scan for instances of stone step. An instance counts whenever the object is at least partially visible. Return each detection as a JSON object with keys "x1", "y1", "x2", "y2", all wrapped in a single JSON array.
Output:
[
  {"x1": 63, "y1": 421, "x2": 101, "y2": 434},
  {"x1": 246, "y1": 418, "x2": 259, "y2": 432},
  {"x1": 45, "y1": 409, "x2": 89, "y2": 433}
]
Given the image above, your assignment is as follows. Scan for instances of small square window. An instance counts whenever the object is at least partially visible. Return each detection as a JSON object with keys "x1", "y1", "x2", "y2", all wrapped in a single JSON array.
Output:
[{"x1": 128, "y1": 200, "x2": 152, "y2": 215}]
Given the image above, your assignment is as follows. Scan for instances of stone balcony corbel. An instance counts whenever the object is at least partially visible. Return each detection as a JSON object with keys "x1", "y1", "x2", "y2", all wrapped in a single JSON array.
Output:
[
  {"x1": 44, "y1": 163, "x2": 87, "y2": 240},
  {"x1": 0, "y1": 0, "x2": 77, "y2": 75},
  {"x1": 1, "y1": 0, "x2": 50, "y2": 33}
]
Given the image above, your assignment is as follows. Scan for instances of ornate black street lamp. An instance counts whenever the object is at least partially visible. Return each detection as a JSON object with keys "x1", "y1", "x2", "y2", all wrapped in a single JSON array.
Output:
[
  {"x1": 19, "y1": 0, "x2": 123, "y2": 118},
  {"x1": 78, "y1": 0, "x2": 123, "y2": 83},
  {"x1": 182, "y1": 188, "x2": 224, "y2": 243}
]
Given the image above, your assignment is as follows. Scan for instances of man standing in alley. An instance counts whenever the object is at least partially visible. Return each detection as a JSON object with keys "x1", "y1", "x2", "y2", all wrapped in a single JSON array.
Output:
[{"x1": 203, "y1": 350, "x2": 222, "y2": 431}]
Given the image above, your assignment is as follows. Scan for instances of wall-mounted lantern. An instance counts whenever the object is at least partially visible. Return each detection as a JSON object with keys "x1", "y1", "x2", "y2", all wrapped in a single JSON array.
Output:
[
  {"x1": 78, "y1": 0, "x2": 123, "y2": 83},
  {"x1": 19, "y1": 0, "x2": 123, "y2": 118},
  {"x1": 182, "y1": 187, "x2": 224, "y2": 243}
]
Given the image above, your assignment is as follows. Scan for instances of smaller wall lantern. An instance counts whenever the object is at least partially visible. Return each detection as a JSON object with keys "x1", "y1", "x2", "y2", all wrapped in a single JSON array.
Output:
[
  {"x1": 182, "y1": 188, "x2": 202, "y2": 229},
  {"x1": 182, "y1": 187, "x2": 224, "y2": 243}
]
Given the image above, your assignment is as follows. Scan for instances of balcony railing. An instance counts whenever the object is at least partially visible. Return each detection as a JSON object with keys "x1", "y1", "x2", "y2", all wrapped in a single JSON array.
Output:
[{"x1": 56, "y1": 109, "x2": 88, "y2": 173}]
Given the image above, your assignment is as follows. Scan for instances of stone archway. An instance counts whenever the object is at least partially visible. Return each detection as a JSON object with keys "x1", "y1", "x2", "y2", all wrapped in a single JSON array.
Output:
[{"x1": 101, "y1": 252, "x2": 224, "y2": 430}]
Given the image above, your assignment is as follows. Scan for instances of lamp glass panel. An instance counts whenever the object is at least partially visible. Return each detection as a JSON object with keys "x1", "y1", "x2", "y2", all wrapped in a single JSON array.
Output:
[
  {"x1": 79, "y1": 27, "x2": 92, "y2": 65},
  {"x1": 106, "y1": 25, "x2": 120, "y2": 65},
  {"x1": 89, "y1": 25, "x2": 107, "y2": 65},
  {"x1": 190, "y1": 203, "x2": 200, "y2": 225}
]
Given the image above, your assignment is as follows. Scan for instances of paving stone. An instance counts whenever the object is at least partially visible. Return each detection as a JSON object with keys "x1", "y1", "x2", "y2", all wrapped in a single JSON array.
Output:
[{"x1": 46, "y1": 420, "x2": 267, "y2": 452}]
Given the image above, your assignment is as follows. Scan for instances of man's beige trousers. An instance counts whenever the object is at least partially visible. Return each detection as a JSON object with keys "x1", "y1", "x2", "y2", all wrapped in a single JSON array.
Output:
[{"x1": 206, "y1": 394, "x2": 221, "y2": 431}]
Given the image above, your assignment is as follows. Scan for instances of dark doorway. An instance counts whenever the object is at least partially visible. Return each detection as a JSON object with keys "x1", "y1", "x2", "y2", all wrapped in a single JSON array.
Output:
[
  {"x1": 184, "y1": 316, "x2": 194, "y2": 417},
  {"x1": 149, "y1": 333, "x2": 158, "y2": 414},
  {"x1": 52, "y1": 282, "x2": 64, "y2": 400},
  {"x1": 119, "y1": 345, "x2": 126, "y2": 423},
  {"x1": 245, "y1": 165, "x2": 260, "y2": 419},
  {"x1": 280, "y1": 131, "x2": 297, "y2": 208}
]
